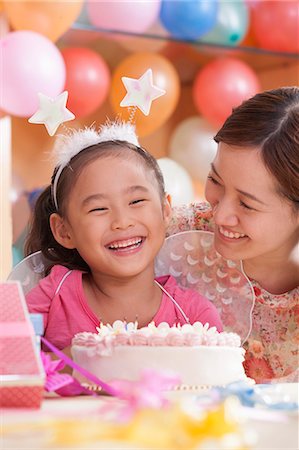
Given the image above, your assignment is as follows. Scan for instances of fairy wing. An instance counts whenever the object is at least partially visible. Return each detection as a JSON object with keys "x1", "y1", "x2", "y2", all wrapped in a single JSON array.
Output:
[
  {"x1": 7, "y1": 251, "x2": 51, "y2": 295},
  {"x1": 155, "y1": 230, "x2": 255, "y2": 344}
]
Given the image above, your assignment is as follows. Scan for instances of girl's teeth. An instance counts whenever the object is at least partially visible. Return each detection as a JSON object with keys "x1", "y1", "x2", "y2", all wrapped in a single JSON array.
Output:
[
  {"x1": 109, "y1": 238, "x2": 142, "y2": 249},
  {"x1": 219, "y1": 226, "x2": 246, "y2": 239}
]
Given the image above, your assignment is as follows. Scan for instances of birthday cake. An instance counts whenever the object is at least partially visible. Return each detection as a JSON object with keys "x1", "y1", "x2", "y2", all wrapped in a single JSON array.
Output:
[{"x1": 71, "y1": 321, "x2": 248, "y2": 389}]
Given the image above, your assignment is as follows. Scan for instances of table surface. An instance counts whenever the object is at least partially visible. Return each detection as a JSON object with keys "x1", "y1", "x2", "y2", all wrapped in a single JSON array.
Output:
[{"x1": 1, "y1": 383, "x2": 298, "y2": 450}]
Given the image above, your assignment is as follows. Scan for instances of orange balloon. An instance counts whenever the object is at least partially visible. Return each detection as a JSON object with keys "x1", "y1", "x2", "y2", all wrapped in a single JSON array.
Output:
[
  {"x1": 110, "y1": 52, "x2": 180, "y2": 137},
  {"x1": 3, "y1": 0, "x2": 83, "y2": 42}
]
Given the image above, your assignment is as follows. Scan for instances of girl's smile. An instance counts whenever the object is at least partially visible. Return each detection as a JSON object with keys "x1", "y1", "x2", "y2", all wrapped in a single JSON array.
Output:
[{"x1": 105, "y1": 236, "x2": 145, "y2": 255}]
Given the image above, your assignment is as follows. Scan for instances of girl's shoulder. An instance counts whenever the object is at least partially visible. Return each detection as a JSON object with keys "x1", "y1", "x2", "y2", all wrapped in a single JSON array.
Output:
[
  {"x1": 28, "y1": 264, "x2": 79, "y2": 299},
  {"x1": 166, "y1": 201, "x2": 214, "y2": 236}
]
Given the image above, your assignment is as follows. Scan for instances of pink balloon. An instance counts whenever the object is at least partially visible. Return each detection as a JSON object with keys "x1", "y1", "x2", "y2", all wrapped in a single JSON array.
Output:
[
  {"x1": 0, "y1": 31, "x2": 66, "y2": 117},
  {"x1": 87, "y1": 0, "x2": 161, "y2": 34},
  {"x1": 193, "y1": 57, "x2": 261, "y2": 127}
]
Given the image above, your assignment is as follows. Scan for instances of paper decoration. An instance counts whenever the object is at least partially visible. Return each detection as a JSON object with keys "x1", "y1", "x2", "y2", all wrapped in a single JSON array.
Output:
[
  {"x1": 28, "y1": 91, "x2": 75, "y2": 136},
  {"x1": 120, "y1": 68, "x2": 165, "y2": 116}
]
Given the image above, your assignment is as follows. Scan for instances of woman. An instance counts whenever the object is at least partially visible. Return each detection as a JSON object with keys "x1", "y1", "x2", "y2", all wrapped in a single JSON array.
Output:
[{"x1": 167, "y1": 87, "x2": 299, "y2": 383}]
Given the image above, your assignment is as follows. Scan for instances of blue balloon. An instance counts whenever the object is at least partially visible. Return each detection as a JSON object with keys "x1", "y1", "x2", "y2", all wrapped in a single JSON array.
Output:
[{"x1": 160, "y1": 0, "x2": 218, "y2": 40}]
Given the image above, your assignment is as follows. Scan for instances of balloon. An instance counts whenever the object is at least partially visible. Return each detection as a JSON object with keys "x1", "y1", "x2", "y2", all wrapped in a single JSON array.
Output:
[
  {"x1": 0, "y1": 31, "x2": 66, "y2": 117},
  {"x1": 169, "y1": 116, "x2": 218, "y2": 183},
  {"x1": 160, "y1": 0, "x2": 218, "y2": 40},
  {"x1": 12, "y1": 245, "x2": 24, "y2": 267},
  {"x1": 87, "y1": 0, "x2": 161, "y2": 34},
  {"x1": 3, "y1": 0, "x2": 83, "y2": 42},
  {"x1": 199, "y1": 0, "x2": 249, "y2": 46},
  {"x1": 250, "y1": 0, "x2": 299, "y2": 53},
  {"x1": 61, "y1": 47, "x2": 110, "y2": 119},
  {"x1": 193, "y1": 57, "x2": 261, "y2": 127},
  {"x1": 110, "y1": 52, "x2": 180, "y2": 137},
  {"x1": 0, "y1": 11, "x2": 9, "y2": 37},
  {"x1": 157, "y1": 158, "x2": 195, "y2": 206}
]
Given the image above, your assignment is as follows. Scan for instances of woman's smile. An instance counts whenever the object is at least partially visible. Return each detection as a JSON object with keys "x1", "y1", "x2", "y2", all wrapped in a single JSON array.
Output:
[{"x1": 218, "y1": 225, "x2": 247, "y2": 240}]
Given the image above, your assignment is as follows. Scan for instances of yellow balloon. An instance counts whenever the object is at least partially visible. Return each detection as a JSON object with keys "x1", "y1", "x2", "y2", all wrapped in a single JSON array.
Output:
[
  {"x1": 3, "y1": 0, "x2": 83, "y2": 42},
  {"x1": 110, "y1": 52, "x2": 180, "y2": 137}
]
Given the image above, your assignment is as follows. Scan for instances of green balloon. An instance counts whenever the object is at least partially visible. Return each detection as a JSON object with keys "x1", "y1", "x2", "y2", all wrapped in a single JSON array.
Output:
[
  {"x1": 12, "y1": 245, "x2": 24, "y2": 267},
  {"x1": 199, "y1": 0, "x2": 249, "y2": 46}
]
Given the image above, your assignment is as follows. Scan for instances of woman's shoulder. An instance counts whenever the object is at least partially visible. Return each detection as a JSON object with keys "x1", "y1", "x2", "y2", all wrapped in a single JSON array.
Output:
[
  {"x1": 166, "y1": 201, "x2": 214, "y2": 236},
  {"x1": 252, "y1": 279, "x2": 299, "y2": 307}
]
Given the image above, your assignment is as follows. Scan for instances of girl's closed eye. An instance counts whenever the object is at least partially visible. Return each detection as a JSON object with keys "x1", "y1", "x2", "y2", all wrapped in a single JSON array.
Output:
[
  {"x1": 130, "y1": 198, "x2": 147, "y2": 205},
  {"x1": 88, "y1": 206, "x2": 108, "y2": 213}
]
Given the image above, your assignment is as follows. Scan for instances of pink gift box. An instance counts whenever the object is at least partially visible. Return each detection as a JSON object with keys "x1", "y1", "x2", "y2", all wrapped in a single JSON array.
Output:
[{"x1": 0, "y1": 281, "x2": 45, "y2": 408}]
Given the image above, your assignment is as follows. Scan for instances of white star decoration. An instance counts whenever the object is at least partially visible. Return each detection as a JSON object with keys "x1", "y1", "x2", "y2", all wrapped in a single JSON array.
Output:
[
  {"x1": 28, "y1": 91, "x2": 75, "y2": 136},
  {"x1": 120, "y1": 68, "x2": 166, "y2": 116}
]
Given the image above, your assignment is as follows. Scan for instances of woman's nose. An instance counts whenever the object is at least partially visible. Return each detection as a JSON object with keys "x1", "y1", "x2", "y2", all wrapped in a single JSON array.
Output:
[{"x1": 212, "y1": 198, "x2": 239, "y2": 227}]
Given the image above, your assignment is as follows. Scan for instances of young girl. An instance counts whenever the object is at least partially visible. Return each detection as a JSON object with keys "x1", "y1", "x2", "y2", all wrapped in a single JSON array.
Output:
[
  {"x1": 168, "y1": 87, "x2": 299, "y2": 383},
  {"x1": 25, "y1": 122, "x2": 222, "y2": 353}
]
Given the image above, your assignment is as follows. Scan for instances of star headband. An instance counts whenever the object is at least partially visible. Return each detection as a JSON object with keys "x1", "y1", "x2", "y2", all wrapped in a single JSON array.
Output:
[{"x1": 28, "y1": 68, "x2": 166, "y2": 211}]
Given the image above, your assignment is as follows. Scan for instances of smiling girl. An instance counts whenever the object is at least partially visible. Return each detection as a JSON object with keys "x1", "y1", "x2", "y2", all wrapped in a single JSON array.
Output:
[{"x1": 25, "y1": 122, "x2": 222, "y2": 353}]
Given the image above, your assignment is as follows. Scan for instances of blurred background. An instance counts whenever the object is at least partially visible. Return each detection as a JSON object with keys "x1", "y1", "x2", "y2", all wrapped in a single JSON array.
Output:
[{"x1": 0, "y1": 0, "x2": 298, "y2": 273}]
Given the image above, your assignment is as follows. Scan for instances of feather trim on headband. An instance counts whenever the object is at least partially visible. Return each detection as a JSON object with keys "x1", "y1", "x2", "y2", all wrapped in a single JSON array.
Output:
[
  {"x1": 53, "y1": 121, "x2": 139, "y2": 168},
  {"x1": 98, "y1": 119, "x2": 139, "y2": 148}
]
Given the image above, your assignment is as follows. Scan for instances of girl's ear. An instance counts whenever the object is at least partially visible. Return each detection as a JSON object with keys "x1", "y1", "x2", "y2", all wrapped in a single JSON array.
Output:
[
  {"x1": 163, "y1": 194, "x2": 172, "y2": 227},
  {"x1": 49, "y1": 213, "x2": 76, "y2": 249}
]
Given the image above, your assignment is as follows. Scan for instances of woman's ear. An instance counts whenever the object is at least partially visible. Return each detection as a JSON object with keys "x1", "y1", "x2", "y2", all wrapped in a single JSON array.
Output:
[
  {"x1": 163, "y1": 194, "x2": 172, "y2": 227},
  {"x1": 49, "y1": 213, "x2": 75, "y2": 249}
]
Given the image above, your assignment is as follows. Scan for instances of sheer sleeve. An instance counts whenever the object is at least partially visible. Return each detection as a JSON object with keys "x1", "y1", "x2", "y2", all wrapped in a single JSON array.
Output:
[{"x1": 166, "y1": 202, "x2": 214, "y2": 237}]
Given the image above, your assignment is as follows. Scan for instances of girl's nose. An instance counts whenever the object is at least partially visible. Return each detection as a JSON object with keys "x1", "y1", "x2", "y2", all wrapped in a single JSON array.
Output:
[
  {"x1": 111, "y1": 209, "x2": 135, "y2": 230},
  {"x1": 212, "y1": 198, "x2": 239, "y2": 227}
]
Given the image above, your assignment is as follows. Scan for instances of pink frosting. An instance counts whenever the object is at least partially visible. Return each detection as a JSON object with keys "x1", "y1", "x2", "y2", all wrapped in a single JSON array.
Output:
[{"x1": 72, "y1": 321, "x2": 242, "y2": 351}]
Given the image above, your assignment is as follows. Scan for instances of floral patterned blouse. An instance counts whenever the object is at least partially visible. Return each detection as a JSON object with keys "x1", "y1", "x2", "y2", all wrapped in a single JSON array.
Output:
[{"x1": 167, "y1": 202, "x2": 299, "y2": 384}]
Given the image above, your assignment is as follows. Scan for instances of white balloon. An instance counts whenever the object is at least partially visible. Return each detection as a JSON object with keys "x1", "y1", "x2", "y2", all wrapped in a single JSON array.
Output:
[
  {"x1": 169, "y1": 116, "x2": 218, "y2": 183},
  {"x1": 157, "y1": 157, "x2": 195, "y2": 206}
]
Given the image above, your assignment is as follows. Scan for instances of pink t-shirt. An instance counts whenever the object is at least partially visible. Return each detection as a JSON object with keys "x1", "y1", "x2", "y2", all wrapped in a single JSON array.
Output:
[{"x1": 26, "y1": 265, "x2": 222, "y2": 350}]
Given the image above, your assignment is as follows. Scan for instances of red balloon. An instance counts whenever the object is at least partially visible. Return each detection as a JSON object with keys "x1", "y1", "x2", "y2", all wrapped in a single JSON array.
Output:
[
  {"x1": 61, "y1": 47, "x2": 110, "y2": 118},
  {"x1": 250, "y1": 0, "x2": 299, "y2": 54},
  {"x1": 193, "y1": 57, "x2": 261, "y2": 127}
]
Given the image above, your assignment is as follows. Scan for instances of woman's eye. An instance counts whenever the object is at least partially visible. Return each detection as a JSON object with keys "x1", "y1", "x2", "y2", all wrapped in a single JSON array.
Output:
[
  {"x1": 207, "y1": 175, "x2": 220, "y2": 185},
  {"x1": 240, "y1": 201, "x2": 254, "y2": 211}
]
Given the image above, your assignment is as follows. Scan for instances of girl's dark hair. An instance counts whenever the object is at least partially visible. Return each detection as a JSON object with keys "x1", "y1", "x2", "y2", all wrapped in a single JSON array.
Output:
[
  {"x1": 214, "y1": 86, "x2": 299, "y2": 209},
  {"x1": 25, "y1": 140, "x2": 165, "y2": 272}
]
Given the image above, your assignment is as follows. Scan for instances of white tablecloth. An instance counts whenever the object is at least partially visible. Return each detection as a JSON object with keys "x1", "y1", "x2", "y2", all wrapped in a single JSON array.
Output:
[{"x1": 2, "y1": 383, "x2": 298, "y2": 449}]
